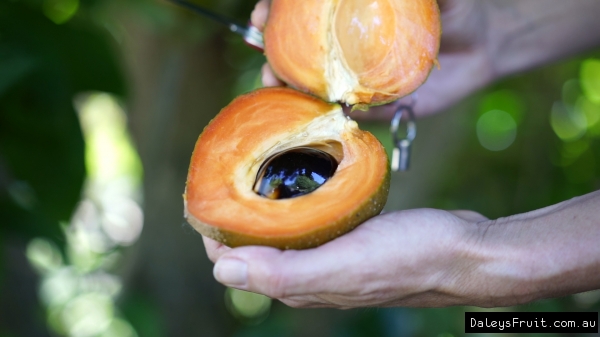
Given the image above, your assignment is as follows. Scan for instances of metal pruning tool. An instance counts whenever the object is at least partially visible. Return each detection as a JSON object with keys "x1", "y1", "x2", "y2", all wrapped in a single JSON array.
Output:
[{"x1": 167, "y1": 0, "x2": 264, "y2": 51}]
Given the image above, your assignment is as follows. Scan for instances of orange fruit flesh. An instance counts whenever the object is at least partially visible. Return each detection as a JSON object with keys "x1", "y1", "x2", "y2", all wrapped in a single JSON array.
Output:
[
  {"x1": 265, "y1": 0, "x2": 441, "y2": 105},
  {"x1": 184, "y1": 88, "x2": 390, "y2": 249}
]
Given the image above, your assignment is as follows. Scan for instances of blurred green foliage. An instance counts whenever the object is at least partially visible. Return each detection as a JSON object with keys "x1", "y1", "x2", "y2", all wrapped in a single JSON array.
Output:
[
  {"x1": 0, "y1": 0, "x2": 125, "y2": 242},
  {"x1": 431, "y1": 57, "x2": 600, "y2": 219},
  {"x1": 0, "y1": 1, "x2": 126, "y2": 335}
]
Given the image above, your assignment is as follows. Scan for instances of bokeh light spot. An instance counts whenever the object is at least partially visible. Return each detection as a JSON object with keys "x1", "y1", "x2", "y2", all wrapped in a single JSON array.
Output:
[
  {"x1": 101, "y1": 197, "x2": 144, "y2": 245},
  {"x1": 40, "y1": 268, "x2": 79, "y2": 306},
  {"x1": 76, "y1": 93, "x2": 143, "y2": 186},
  {"x1": 98, "y1": 318, "x2": 139, "y2": 337},
  {"x1": 580, "y1": 58, "x2": 600, "y2": 103},
  {"x1": 550, "y1": 102, "x2": 587, "y2": 141},
  {"x1": 573, "y1": 289, "x2": 600, "y2": 308},
  {"x1": 576, "y1": 96, "x2": 600, "y2": 133},
  {"x1": 43, "y1": 0, "x2": 79, "y2": 24},
  {"x1": 61, "y1": 293, "x2": 114, "y2": 337},
  {"x1": 476, "y1": 110, "x2": 517, "y2": 151},
  {"x1": 479, "y1": 89, "x2": 524, "y2": 124},
  {"x1": 27, "y1": 238, "x2": 63, "y2": 273},
  {"x1": 225, "y1": 288, "x2": 271, "y2": 325}
]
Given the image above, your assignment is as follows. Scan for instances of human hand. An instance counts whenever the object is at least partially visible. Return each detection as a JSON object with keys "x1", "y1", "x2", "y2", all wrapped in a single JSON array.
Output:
[
  {"x1": 204, "y1": 208, "x2": 490, "y2": 309},
  {"x1": 204, "y1": 190, "x2": 600, "y2": 308},
  {"x1": 250, "y1": 0, "x2": 495, "y2": 119},
  {"x1": 251, "y1": 0, "x2": 600, "y2": 119}
]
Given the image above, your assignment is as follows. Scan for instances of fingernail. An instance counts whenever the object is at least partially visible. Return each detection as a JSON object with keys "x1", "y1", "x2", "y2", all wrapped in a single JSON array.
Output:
[{"x1": 214, "y1": 258, "x2": 248, "y2": 287}]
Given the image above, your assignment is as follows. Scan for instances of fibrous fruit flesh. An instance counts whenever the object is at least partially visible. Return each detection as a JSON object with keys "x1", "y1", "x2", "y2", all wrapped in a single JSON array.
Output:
[
  {"x1": 264, "y1": 0, "x2": 441, "y2": 106},
  {"x1": 184, "y1": 87, "x2": 390, "y2": 249}
]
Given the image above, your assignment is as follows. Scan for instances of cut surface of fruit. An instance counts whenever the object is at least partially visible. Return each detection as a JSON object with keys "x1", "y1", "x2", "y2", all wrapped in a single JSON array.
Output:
[
  {"x1": 184, "y1": 87, "x2": 390, "y2": 249},
  {"x1": 264, "y1": 0, "x2": 440, "y2": 105}
]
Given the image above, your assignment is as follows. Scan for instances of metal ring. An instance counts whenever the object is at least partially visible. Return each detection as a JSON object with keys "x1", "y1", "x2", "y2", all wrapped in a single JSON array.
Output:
[
  {"x1": 389, "y1": 97, "x2": 417, "y2": 172},
  {"x1": 390, "y1": 105, "x2": 416, "y2": 147}
]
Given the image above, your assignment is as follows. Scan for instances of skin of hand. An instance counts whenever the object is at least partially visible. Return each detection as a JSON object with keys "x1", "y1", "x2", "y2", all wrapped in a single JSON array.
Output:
[
  {"x1": 202, "y1": 0, "x2": 600, "y2": 308},
  {"x1": 205, "y1": 191, "x2": 600, "y2": 309},
  {"x1": 205, "y1": 209, "x2": 491, "y2": 309}
]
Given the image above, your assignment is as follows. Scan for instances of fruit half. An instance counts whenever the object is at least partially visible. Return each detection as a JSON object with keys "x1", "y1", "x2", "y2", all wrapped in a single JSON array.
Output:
[
  {"x1": 264, "y1": 0, "x2": 441, "y2": 106},
  {"x1": 184, "y1": 87, "x2": 390, "y2": 249}
]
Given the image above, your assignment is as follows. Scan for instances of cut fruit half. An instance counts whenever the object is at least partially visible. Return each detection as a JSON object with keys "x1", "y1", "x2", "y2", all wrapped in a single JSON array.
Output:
[
  {"x1": 264, "y1": 0, "x2": 441, "y2": 106},
  {"x1": 184, "y1": 87, "x2": 390, "y2": 249}
]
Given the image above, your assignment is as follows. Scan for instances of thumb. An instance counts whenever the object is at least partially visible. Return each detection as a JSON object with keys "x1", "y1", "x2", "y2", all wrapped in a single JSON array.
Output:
[{"x1": 212, "y1": 242, "x2": 366, "y2": 299}]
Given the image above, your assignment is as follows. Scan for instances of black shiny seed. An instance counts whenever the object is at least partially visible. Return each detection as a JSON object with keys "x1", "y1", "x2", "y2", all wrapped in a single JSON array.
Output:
[{"x1": 254, "y1": 147, "x2": 338, "y2": 199}]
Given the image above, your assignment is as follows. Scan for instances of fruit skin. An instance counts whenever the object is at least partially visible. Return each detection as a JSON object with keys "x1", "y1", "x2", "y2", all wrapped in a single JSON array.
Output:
[
  {"x1": 264, "y1": 0, "x2": 441, "y2": 106},
  {"x1": 184, "y1": 87, "x2": 390, "y2": 250},
  {"x1": 185, "y1": 172, "x2": 389, "y2": 249}
]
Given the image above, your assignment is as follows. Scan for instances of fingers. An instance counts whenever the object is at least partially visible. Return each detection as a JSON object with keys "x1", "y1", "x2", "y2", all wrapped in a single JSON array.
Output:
[
  {"x1": 213, "y1": 247, "x2": 326, "y2": 298},
  {"x1": 438, "y1": 0, "x2": 486, "y2": 53},
  {"x1": 251, "y1": 1, "x2": 285, "y2": 88},
  {"x1": 205, "y1": 210, "x2": 481, "y2": 308},
  {"x1": 202, "y1": 236, "x2": 231, "y2": 263},
  {"x1": 250, "y1": 0, "x2": 271, "y2": 32},
  {"x1": 212, "y1": 240, "x2": 369, "y2": 299},
  {"x1": 261, "y1": 63, "x2": 285, "y2": 87}
]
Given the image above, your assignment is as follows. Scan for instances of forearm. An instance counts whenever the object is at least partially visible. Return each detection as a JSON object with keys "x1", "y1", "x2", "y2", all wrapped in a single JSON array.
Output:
[
  {"x1": 487, "y1": 0, "x2": 600, "y2": 79},
  {"x1": 450, "y1": 190, "x2": 600, "y2": 307}
]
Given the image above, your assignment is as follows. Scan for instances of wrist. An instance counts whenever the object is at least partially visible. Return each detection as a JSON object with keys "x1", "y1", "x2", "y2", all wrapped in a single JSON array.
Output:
[
  {"x1": 426, "y1": 215, "x2": 517, "y2": 307},
  {"x1": 438, "y1": 214, "x2": 550, "y2": 307},
  {"x1": 448, "y1": 192, "x2": 600, "y2": 307}
]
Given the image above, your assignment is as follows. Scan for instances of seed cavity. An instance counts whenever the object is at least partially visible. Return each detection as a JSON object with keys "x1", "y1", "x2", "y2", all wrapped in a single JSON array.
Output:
[{"x1": 253, "y1": 147, "x2": 339, "y2": 200}]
